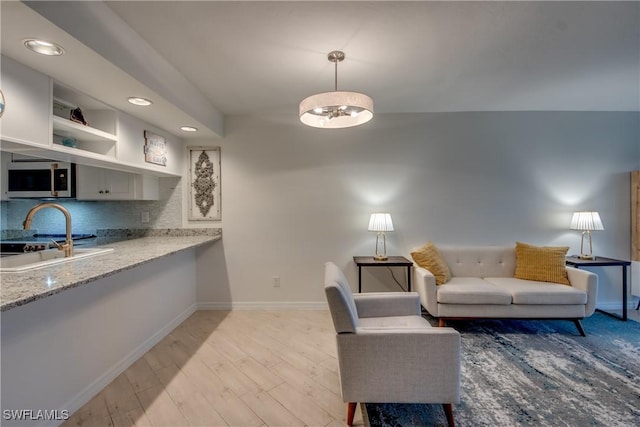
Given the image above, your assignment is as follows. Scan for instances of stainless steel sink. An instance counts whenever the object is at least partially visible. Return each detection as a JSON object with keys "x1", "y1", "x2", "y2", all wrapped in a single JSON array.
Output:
[{"x1": 0, "y1": 247, "x2": 114, "y2": 273}]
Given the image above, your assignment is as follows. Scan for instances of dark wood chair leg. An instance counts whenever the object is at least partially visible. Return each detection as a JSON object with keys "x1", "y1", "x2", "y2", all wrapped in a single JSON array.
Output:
[
  {"x1": 347, "y1": 402, "x2": 357, "y2": 426},
  {"x1": 574, "y1": 319, "x2": 586, "y2": 337},
  {"x1": 442, "y1": 403, "x2": 455, "y2": 427},
  {"x1": 438, "y1": 318, "x2": 446, "y2": 327}
]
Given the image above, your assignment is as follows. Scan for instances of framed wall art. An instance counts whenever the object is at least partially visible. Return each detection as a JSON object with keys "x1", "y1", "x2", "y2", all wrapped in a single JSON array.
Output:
[
  {"x1": 188, "y1": 146, "x2": 221, "y2": 221},
  {"x1": 144, "y1": 130, "x2": 168, "y2": 166}
]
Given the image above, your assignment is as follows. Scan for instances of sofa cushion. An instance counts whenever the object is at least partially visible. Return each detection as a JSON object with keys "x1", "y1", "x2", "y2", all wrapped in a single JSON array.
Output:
[
  {"x1": 411, "y1": 242, "x2": 452, "y2": 285},
  {"x1": 358, "y1": 315, "x2": 432, "y2": 329},
  {"x1": 514, "y1": 242, "x2": 570, "y2": 285},
  {"x1": 437, "y1": 278, "x2": 512, "y2": 305},
  {"x1": 485, "y1": 277, "x2": 588, "y2": 305},
  {"x1": 438, "y1": 245, "x2": 516, "y2": 278}
]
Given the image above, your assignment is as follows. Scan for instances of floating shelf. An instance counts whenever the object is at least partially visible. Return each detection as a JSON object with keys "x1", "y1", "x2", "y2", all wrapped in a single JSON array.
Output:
[{"x1": 52, "y1": 116, "x2": 117, "y2": 143}]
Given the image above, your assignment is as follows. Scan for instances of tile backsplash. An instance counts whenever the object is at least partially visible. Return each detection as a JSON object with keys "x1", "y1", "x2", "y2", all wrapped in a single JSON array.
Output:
[{"x1": 0, "y1": 177, "x2": 182, "y2": 235}]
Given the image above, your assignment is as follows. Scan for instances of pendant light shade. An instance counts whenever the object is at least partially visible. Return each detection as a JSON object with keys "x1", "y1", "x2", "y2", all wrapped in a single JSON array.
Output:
[{"x1": 299, "y1": 51, "x2": 374, "y2": 129}]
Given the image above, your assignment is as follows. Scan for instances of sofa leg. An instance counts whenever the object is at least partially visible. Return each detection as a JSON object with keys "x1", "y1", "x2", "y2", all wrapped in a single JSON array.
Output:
[
  {"x1": 574, "y1": 319, "x2": 586, "y2": 337},
  {"x1": 442, "y1": 403, "x2": 455, "y2": 427},
  {"x1": 347, "y1": 402, "x2": 357, "y2": 426},
  {"x1": 438, "y1": 318, "x2": 446, "y2": 327}
]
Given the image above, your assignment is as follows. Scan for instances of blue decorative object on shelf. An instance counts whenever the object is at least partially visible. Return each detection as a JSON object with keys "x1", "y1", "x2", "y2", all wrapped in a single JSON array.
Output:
[{"x1": 61, "y1": 137, "x2": 77, "y2": 148}]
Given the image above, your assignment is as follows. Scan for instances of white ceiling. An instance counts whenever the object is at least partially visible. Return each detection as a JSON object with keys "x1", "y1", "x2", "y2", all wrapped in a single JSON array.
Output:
[{"x1": 2, "y1": 1, "x2": 639, "y2": 139}]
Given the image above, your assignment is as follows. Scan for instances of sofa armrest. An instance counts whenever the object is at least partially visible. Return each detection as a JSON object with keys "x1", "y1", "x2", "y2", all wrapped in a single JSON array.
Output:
[
  {"x1": 414, "y1": 266, "x2": 439, "y2": 316},
  {"x1": 336, "y1": 328, "x2": 461, "y2": 403},
  {"x1": 353, "y1": 292, "x2": 421, "y2": 318},
  {"x1": 566, "y1": 266, "x2": 599, "y2": 316}
]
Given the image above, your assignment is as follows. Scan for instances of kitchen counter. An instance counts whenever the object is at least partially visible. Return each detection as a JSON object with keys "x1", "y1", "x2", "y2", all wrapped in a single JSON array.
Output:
[{"x1": 0, "y1": 229, "x2": 221, "y2": 312}]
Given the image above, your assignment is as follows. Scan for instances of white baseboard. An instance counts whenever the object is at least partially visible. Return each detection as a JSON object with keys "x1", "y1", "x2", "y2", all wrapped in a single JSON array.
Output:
[
  {"x1": 596, "y1": 300, "x2": 640, "y2": 311},
  {"x1": 197, "y1": 301, "x2": 328, "y2": 310},
  {"x1": 52, "y1": 303, "x2": 198, "y2": 426}
]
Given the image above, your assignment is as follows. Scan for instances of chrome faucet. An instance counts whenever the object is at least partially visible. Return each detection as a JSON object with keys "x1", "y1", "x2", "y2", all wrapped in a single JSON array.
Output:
[{"x1": 23, "y1": 202, "x2": 74, "y2": 257}]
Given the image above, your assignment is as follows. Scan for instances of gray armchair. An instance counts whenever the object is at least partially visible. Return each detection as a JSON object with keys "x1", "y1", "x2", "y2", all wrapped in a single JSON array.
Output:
[{"x1": 324, "y1": 262, "x2": 461, "y2": 427}]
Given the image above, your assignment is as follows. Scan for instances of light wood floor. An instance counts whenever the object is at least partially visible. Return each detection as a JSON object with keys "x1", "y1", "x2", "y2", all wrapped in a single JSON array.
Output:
[
  {"x1": 63, "y1": 306, "x2": 640, "y2": 427},
  {"x1": 63, "y1": 310, "x2": 363, "y2": 427}
]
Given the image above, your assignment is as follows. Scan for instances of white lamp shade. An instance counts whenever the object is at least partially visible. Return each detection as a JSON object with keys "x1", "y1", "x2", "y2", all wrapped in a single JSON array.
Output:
[
  {"x1": 299, "y1": 91, "x2": 374, "y2": 129},
  {"x1": 570, "y1": 211, "x2": 604, "y2": 231},
  {"x1": 368, "y1": 213, "x2": 394, "y2": 232}
]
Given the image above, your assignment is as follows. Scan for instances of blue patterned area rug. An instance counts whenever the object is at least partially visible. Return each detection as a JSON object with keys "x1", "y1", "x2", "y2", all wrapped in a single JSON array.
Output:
[{"x1": 364, "y1": 312, "x2": 640, "y2": 427}]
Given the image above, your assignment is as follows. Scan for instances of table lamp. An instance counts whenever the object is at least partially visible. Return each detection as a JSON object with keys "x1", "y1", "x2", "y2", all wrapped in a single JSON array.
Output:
[
  {"x1": 368, "y1": 213, "x2": 394, "y2": 260},
  {"x1": 570, "y1": 211, "x2": 604, "y2": 260}
]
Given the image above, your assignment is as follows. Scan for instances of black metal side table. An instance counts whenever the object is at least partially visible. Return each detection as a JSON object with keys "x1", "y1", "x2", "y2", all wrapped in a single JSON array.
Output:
[
  {"x1": 566, "y1": 256, "x2": 631, "y2": 321},
  {"x1": 353, "y1": 256, "x2": 413, "y2": 292}
]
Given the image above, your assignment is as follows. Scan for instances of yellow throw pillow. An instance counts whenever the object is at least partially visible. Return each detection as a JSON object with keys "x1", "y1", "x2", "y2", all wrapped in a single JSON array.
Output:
[
  {"x1": 514, "y1": 241, "x2": 570, "y2": 285},
  {"x1": 411, "y1": 242, "x2": 451, "y2": 285}
]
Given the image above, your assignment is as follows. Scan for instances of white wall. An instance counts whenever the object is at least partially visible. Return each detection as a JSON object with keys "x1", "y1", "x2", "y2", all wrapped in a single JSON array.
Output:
[
  {"x1": 2, "y1": 111, "x2": 637, "y2": 309},
  {"x1": 195, "y1": 111, "x2": 639, "y2": 309}
]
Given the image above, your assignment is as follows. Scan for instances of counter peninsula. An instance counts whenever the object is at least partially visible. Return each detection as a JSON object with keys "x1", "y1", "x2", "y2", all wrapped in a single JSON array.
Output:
[{"x1": 1, "y1": 229, "x2": 221, "y2": 311}]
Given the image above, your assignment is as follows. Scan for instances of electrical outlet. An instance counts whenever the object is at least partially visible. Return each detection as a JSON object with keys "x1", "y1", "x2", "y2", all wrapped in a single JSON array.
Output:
[
  {"x1": 272, "y1": 276, "x2": 281, "y2": 287},
  {"x1": 141, "y1": 211, "x2": 150, "y2": 224}
]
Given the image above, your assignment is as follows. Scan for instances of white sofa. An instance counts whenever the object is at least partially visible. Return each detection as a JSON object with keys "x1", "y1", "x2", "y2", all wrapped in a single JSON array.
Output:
[{"x1": 414, "y1": 246, "x2": 599, "y2": 335}]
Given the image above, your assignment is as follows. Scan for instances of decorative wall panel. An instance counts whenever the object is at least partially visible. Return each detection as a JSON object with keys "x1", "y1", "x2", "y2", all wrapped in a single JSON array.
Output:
[{"x1": 188, "y1": 147, "x2": 221, "y2": 221}]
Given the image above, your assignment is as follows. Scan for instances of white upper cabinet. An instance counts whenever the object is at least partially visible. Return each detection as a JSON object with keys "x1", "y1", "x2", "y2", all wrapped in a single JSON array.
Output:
[
  {"x1": 76, "y1": 165, "x2": 159, "y2": 200},
  {"x1": 0, "y1": 56, "x2": 51, "y2": 147}
]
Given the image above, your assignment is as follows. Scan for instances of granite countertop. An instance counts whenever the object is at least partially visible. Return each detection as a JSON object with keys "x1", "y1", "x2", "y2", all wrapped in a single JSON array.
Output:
[{"x1": 0, "y1": 229, "x2": 221, "y2": 312}]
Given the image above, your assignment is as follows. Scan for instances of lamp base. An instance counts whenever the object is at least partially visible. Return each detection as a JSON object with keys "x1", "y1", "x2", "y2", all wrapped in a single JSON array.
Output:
[
  {"x1": 373, "y1": 232, "x2": 388, "y2": 261},
  {"x1": 578, "y1": 231, "x2": 596, "y2": 261}
]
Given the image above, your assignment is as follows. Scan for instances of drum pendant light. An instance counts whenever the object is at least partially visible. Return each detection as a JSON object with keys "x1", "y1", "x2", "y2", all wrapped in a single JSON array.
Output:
[{"x1": 299, "y1": 51, "x2": 374, "y2": 129}]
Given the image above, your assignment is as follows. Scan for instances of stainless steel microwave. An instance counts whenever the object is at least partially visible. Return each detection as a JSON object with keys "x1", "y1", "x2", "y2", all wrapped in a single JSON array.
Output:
[{"x1": 7, "y1": 161, "x2": 75, "y2": 198}]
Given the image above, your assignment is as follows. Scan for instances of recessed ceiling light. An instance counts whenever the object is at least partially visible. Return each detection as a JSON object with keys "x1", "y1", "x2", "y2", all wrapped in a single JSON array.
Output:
[
  {"x1": 23, "y1": 39, "x2": 64, "y2": 56},
  {"x1": 180, "y1": 126, "x2": 198, "y2": 132},
  {"x1": 127, "y1": 97, "x2": 153, "y2": 106}
]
